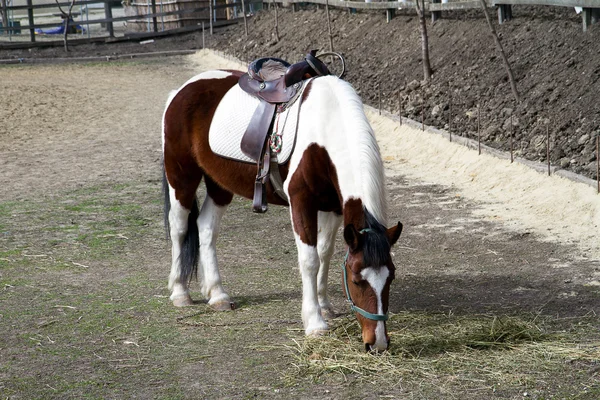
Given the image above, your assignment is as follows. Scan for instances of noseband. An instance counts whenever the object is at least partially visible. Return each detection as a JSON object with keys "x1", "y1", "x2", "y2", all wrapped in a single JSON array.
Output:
[{"x1": 341, "y1": 229, "x2": 389, "y2": 322}]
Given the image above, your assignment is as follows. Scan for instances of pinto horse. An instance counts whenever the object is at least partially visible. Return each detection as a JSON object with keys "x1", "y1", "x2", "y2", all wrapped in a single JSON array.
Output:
[{"x1": 162, "y1": 69, "x2": 403, "y2": 351}]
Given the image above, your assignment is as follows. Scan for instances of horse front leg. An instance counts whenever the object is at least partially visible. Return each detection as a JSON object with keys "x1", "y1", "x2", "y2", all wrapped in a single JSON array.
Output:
[
  {"x1": 316, "y1": 211, "x2": 343, "y2": 320},
  {"x1": 294, "y1": 235, "x2": 329, "y2": 335},
  {"x1": 198, "y1": 179, "x2": 234, "y2": 311},
  {"x1": 290, "y1": 203, "x2": 328, "y2": 335}
]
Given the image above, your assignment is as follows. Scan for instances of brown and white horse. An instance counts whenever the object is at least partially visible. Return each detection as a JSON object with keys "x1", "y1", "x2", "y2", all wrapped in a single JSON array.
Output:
[{"x1": 162, "y1": 69, "x2": 403, "y2": 351}]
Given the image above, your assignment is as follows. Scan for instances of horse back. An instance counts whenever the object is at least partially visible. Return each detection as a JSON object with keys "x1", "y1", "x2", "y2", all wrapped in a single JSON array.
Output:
[{"x1": 162, "y1": 70, "x2": 289, "y2": 206}]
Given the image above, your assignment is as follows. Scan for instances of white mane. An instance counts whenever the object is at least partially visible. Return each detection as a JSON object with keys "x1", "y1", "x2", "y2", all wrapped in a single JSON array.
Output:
[{"x1": 296, "y1": 76, "x2": 388, "y2": 225}]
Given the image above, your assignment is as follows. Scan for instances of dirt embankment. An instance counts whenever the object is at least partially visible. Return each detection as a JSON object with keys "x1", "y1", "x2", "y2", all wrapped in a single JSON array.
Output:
[
  {"x1": 208, "y1": 5, "x2": 600, "y2": 179},
  {"x1": 2, "y1": 5, "x2": 598, "y2": 179}
]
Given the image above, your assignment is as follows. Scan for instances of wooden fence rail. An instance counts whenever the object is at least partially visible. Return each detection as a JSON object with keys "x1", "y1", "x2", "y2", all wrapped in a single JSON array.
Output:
[
  {"x1": 0, "y1": 0, "x2": 261, "y2": 44},
  {"x1": 1, "y1": 0, "x2": 597, "y2": 47}
]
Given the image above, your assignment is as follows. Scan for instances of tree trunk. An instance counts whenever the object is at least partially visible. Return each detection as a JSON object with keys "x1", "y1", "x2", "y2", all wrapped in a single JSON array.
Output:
[
  {"x1": 415, "y1": 0, "x2": 432, "y2": 82},
  {"x1": 479, "y1": 0, "x2": 520, "y2": 103},
  {"x1": 274, "y1": 0, "x2": 279, "y2": 42},
  {"x1": 325, "y1": 0, "x2": 334, "y2": 52},
  {"x1": 54, "y1": 0, "x2": 75, "y2": 52}
]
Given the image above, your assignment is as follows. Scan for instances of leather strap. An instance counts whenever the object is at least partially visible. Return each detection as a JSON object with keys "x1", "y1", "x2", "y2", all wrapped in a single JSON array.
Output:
[
  {"x1": 252, "y1": 143, "x2": 271, "y2": 213},
  {"x1": 241, "y1": 101, "x2": 276, "y2": 161},
  {"x1": 269, "y1": 153, "x2": 288, "y2": 203}
]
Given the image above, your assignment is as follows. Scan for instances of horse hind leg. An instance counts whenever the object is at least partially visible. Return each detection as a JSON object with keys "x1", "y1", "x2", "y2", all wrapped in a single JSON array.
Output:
[
  {"x1": 197, "y1": 177, "x2": 234, "y2": 311},
  {"x1": 164, "y1": 170, "x2": 201, "y2": 307},
  {"x1": 316, "y1": 211, "x2": 342, "y2": 320}
]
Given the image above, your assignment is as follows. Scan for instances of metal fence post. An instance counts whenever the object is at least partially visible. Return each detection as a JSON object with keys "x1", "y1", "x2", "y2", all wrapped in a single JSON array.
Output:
[
  {"x1": 104, "y1": 0, "x2": 114, "y2": 37},
  {"x1": 26, "y1": 0, "x2": 35, "y2": 42}
]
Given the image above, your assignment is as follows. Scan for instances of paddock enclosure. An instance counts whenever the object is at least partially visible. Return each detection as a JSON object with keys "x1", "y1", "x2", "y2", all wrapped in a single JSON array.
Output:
[{"x1": 1, "y1": 51, "x2": 599, "y2": 398}]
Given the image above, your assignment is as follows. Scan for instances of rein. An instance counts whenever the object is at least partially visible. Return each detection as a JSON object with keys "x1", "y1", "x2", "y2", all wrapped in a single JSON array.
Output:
[{"x1": 341, "y1": 229, "x2": 389, "y2": 322}]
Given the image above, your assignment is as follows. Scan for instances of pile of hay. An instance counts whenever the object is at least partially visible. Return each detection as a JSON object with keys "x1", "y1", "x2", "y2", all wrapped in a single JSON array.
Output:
[{"x1": 284, "y1": 312, "x2": 599, "y2": 388}]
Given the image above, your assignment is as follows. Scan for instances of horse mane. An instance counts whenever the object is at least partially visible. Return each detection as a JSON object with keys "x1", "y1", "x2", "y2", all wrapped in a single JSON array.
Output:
[
  {"x1": 363, "y1": 209, "x2": 392, "y2": 267},
  {"x1": 321, "y1": 77, "x2": 388, "y2": 226}
]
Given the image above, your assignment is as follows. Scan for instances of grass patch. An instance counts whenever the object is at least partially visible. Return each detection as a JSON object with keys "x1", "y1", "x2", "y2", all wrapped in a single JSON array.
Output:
[{"x1": 284, "y1": 312, "x2": 600, "y2": 390}]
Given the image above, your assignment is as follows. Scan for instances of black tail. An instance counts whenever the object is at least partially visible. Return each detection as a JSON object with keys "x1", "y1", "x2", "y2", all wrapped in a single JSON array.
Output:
[
  {"x1": 162, "y1": 166, "x2": 171, "y2": 240},
  {"x1": 163, "y1": 165, "x2": 200, "y2": 284}
]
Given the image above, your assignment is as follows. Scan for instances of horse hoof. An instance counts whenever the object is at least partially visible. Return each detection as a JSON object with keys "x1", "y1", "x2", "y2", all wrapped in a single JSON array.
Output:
[
  {"x1": 307, "y1": 329, "x2": 329, "y2": 337},
  {"x1": 210, "y1": 300, "x2": 235, "y2": 311},
  {"x1": 172, "y1": 295, "x2": 194, "y2": 307},
  {"x1": 321, "y1": 308, "x2": 337, "y2": 320}
]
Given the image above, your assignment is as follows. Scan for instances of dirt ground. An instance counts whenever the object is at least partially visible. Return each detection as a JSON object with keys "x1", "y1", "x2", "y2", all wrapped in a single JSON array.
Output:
[
  {"x1": 1, "y1": 4, "x2": 599, "y2": 181},
  {"x1": 1, "y1": 51, "x2": 599, "y2": 399}
]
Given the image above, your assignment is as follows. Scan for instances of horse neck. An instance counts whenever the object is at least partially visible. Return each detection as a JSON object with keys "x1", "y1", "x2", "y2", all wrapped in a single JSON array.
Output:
[
  {"x1": 342, "y1": 198, "x2": 367, "y2": 230},
  {"x1": 304, "y1": 77, "x2": 388, "y2": 226},
  {"x1": 327, "y1": 80, "x2": 387, "y2": 226}
]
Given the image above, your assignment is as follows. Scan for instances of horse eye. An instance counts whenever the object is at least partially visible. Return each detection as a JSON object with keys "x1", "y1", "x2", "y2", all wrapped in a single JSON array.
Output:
[{"x1": 352, "y1": 280, "x2": 360, "y2": 286}]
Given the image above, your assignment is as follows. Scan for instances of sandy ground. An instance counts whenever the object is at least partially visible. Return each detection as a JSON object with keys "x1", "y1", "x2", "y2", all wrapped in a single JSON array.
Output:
[
  {"x1": 2, "y1": 50, "x2": 600, "y2": 399},
  {"x1": 190, "y1": 49, "x2": 600, "y2": 261}
]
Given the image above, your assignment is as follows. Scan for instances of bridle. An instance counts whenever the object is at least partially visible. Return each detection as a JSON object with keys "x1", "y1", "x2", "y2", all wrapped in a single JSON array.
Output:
[{"x1": 341, "y1": 229, "x2": 389, "y2": 322}]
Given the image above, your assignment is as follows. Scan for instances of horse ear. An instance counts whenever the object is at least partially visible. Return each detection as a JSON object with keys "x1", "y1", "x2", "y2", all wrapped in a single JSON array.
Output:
[
  {"x1": 386, "y1": 222, "x2": 403, "y2": 246},
  {"x1": 343, "y1": 224, "x2": 363, "y2": 252}
]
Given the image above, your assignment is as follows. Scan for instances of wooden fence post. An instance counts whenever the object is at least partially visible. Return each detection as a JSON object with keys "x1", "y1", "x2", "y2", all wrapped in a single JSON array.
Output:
[
  {"x1": 597, "y1": 134, "x2": 599, "y2": 194},
  {"x1": 104, "y1": 0, "x2": 114, "y2": 37},
  {"x1": 151, "y1": 0, "x2": 158, "y2": 33},
  {"x1": 510, "y1": 114, "x2": 514, "y2": 163},
  {"x1": 398, "y1": 90, "x2": 402, "y2": 126},
  {"x1": 209, "y1": 0, "x2": 213, "y2": 35},
  {"x1": 26, "y1": 0, "x2": 35, "y2": 42},
  {"x1": 378, "y1": 83, "x2": 382, "y2": 115},
  {"x1": 431, "y1": 0, "x2": 441, "y2": 23},
  {"x1": 497, "y1": 4, "x2": 512, "y2": 24},
  {"x1": 547, "y1": 124, "x2": 551, "y2": 176},
  {"x1": 477, "y1": 101, "x2": 481, "y2": 155}
]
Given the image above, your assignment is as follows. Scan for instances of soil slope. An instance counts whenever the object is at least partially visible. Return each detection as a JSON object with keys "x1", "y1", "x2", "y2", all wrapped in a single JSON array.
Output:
[
  {"x1": 210, "y1": 5, "x2": 600, "y2": 179},
  {"x1": 2, "y1": 5, "x2": 598, "y2": 179}
]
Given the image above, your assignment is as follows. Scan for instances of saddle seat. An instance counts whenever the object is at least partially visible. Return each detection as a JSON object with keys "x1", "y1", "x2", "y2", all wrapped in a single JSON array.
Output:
[{"x1": 239, "y1": 51, "x2": 330, "y2": 104}]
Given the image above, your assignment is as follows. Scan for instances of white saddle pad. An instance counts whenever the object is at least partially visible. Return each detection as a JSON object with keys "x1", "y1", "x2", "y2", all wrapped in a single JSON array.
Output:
[{"x1": 209, "y1": 83, "x2": 305, "y2": 165}]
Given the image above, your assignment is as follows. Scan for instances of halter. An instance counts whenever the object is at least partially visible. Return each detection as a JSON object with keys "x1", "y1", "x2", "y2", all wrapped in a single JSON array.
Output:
[{"x1": 341, "y1": 229, "x2": 389, "y2": 322}]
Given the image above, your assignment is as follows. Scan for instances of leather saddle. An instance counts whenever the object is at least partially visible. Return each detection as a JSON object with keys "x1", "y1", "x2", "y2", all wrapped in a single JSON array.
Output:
[{"x1": 238, "y1": 51, "x2": 331, "y2": 213}]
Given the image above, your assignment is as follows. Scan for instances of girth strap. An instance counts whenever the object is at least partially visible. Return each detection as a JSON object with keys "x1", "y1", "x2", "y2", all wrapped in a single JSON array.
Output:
[
  {"x1": 252, "y1": 134, "x2": 288, "y2": 213},
  {"x1": 269, "y1": 152, "x2": 288, "y2": 203}
]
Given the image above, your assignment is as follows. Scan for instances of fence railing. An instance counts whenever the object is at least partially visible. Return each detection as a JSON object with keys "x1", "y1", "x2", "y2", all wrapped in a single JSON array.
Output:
[
  {"x1": 0, "y1": 0, "x2": 261, "y2": 44},
  {"x1": 1, "y1": 0, "x2": 598, "y2": 47}
]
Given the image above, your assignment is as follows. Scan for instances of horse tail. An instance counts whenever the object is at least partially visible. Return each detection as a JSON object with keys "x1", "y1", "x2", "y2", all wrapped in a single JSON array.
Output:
[
  {"x1": 162, "y1": 165, "x2": 171, "y2": 240},
  {"x1": 162, "y1": 164, "x2": 200, "y2": 283},
  {"x1": 181, "y1": 198, "x2": 200, "y2": 283}
]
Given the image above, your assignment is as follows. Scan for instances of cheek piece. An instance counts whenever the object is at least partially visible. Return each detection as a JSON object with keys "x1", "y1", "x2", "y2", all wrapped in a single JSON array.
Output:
[{"x1": 341, "y1": 229, "x2": 389, "y2": 322}]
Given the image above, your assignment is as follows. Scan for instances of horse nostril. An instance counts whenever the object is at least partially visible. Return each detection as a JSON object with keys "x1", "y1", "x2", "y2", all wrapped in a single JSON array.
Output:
[{"x1": 365, "y1": 343, "x2": 372, "y2": 352}]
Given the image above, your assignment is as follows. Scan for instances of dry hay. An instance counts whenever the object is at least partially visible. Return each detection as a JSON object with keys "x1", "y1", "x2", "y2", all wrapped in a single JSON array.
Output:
[{"x1": 283, "y1": 312, "x2": 600, "y2": 388}]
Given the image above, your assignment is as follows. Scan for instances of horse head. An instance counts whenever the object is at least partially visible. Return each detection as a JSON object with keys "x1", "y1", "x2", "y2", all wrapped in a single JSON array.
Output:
[{"x1": 342, "y1": 222, "x2": 403, "y2": 352}]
